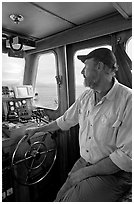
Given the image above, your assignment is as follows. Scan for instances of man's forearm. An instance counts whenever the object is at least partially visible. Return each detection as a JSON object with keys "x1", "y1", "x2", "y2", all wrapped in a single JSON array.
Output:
[
  {"x1": 36, "y1": 120, "x2": 60, "y2": 133},
  {"x1": 83, "y1": 157, "x2": 121, "y2": 178}
]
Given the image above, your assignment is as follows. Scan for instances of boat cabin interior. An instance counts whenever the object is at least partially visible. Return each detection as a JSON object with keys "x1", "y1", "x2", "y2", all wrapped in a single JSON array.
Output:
[{"x1": 2, "y1": 2, "x2": 132, "y2": 202}]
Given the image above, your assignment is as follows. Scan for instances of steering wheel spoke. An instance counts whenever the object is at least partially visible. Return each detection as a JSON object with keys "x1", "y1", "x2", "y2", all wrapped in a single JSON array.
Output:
[
  {"x1": 12, "y1": 155, "x2": 33, "y2": 166},
  {"x1": 39, "y1": 147, "x2": 56, "y2": 155}
]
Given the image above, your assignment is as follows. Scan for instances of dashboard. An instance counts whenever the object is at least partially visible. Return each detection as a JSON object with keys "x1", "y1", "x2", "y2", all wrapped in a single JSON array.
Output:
[{"x1": 2, "y1": 85, "x2": 50, "y2": 201}]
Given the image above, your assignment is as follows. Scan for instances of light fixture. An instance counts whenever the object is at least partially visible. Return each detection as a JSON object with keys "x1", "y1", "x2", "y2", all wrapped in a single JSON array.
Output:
[
  {"x1": 6, "y1": 36, "x2": 36, "y2": 51},
  {"x1": 9, "y1": 14, "x2": 24, "y2": 24}
]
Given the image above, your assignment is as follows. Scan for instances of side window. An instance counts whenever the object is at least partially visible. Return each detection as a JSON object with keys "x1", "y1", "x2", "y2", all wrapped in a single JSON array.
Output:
[
  {"x1": 126, "y1": 37, "x2": 132, "y2": 60},
  {"x1": 2, "y1": 53, "x2": 25, "y2": 86},
  {"x1": 34, "y1": 52, "x2": 58, "y2": 109},
  {"x1": 74, "y1": 45, "x2": 111, "y2": 99}
]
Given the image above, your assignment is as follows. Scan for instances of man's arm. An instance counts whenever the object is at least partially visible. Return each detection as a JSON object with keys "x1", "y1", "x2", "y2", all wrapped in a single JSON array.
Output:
[
  {"x1": 25, "y1": 120, "x2": 60, "y2": 139},
  {"x1": 68, "y1": 157, "x2": 120, "y2": 187},
  {"x1": 83, "y1": 156, "x2": 121, "y2": 176}
]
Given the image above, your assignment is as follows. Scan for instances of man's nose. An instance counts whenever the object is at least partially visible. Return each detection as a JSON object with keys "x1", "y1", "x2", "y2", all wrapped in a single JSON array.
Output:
[{"x1": 81, "y1": 67, "x2": 85, "y2": 75}]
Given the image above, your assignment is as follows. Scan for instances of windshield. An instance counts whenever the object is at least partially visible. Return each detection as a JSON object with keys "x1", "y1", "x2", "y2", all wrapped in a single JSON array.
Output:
[{"x1": 2, "y1": 53, "x2": 25, "y2": 86}]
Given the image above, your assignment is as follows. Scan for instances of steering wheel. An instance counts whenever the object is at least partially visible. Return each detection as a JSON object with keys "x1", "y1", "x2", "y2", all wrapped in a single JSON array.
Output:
[{"x1": 11, "y1": 132, "x2": 57, "y2": 186}]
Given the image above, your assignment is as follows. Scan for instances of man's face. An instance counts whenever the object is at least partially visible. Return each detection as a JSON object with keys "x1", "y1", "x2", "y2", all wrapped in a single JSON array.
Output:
[{"x1": 81, "y1": 58, "x2": 100, "y2": 89}]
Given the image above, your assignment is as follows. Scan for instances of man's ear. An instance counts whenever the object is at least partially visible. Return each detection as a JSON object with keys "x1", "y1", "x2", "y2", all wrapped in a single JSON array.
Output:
[
  {"x1": 103, "y1": 64, "x2": 113, "y2": 75},
  {"x1": 97, "y1": 61, "x2": 104, "y2": 71}
]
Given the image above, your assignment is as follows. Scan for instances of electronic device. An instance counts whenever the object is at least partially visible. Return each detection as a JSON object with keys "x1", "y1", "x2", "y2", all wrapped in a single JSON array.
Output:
[{"x1": 13, "y1": 85, "x2": 33, "y2": 98}]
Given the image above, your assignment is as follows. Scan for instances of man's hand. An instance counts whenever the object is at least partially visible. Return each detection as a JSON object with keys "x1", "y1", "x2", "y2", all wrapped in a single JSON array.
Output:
[
  {"x1": 68, "y1": 168, "x2": 87, "y2": 187},
  {"x1": 25, "y1": 126, "x2": 38, "y2": 140}
]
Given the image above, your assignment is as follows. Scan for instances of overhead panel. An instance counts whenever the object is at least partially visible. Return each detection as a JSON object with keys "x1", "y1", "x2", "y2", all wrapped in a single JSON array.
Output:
[
  {"x1": 2, "y1": 2, "x2": 73, "y2": 39},
  {"x1": 35, "y1": 2, "x2": 116, "y2": 25},
  {"x1": 2, "y1": 2, "x2": 132, "y2": 42}
]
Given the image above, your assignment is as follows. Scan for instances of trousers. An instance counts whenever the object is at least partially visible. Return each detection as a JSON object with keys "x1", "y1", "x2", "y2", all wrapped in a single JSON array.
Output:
[{"x1": 55, "y1": 157, "x2": 131, "y2": 202}]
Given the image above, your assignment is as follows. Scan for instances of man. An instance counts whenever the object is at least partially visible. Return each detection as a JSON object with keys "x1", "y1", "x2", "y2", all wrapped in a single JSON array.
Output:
[{"x1": 25, "y1": 48, "x2": 132, "y2": 202}]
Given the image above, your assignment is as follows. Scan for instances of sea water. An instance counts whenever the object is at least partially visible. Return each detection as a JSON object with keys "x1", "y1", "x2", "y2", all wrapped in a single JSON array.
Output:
[{"x1": 34, "y1": 84, "x2": 86, "y2": 109}]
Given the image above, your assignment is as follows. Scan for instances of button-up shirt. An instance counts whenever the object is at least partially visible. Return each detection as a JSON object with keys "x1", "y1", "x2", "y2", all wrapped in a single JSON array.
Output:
[{"x1": 56, "y1": 79, "x2": 132, "y2": 172}]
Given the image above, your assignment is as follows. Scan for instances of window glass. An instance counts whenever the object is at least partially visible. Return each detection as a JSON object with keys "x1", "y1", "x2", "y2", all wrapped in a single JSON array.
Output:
[
  {"x1": 2, "y1": 53, "x2": 25, "y2": 86},
  {"x1": 74, "y1": 45, "x2": 111, "y2": 99},
  {"x1": 34, "y1": 52, "x2": 58, "y2": 109},
  {"x1": 126, "y1": 37, "x2": 132, "y2": 60}
]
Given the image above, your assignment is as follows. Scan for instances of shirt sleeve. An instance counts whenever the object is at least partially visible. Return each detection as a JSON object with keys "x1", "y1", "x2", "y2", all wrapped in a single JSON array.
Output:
[
  {"x1": 56, "y1": 99, "x2": 80, "y2": 130},
  {"x1": 109, "y1": 94, "x2": 132, "y2": 172}
]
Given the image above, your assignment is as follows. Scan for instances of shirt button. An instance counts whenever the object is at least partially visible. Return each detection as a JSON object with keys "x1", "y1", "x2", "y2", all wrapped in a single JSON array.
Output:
[
  {"x1": 89, "y1": 137, "x2": 91, "y2": 139},
  {"x1": 86, "y1": 150, "x2": 89, "y2": 153}
]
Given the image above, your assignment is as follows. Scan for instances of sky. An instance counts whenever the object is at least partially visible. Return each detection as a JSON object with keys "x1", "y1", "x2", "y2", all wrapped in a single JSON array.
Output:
[{"x1": 2, "y1": 53, "x2": 25, "y2": 85}]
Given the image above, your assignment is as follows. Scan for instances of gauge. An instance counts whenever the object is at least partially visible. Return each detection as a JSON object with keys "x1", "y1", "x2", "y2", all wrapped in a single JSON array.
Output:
[
  {"x1": 10, "y1": 106, "x2": 15, "y2": 111},
  {"x1": 9, "y1": 101, "x2": 14, "y2": 106},
  {"x1": 22, "y1": 100, "x2": 26, "y2": 104}
]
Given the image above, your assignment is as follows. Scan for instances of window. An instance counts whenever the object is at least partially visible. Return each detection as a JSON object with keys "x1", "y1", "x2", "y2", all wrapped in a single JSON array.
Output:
[
  {"x1": 126, "y1": 37, "x2": 132, "y2": 60},
  {"x1": 74, "y1": 45, "x2": 111, "y2": 99},
  {"x1": 34, "y1": 52, "x2": 58, "y2": 109},
  {"x1": 2, "y1": 53, "x2": 25, "y2": 86}
]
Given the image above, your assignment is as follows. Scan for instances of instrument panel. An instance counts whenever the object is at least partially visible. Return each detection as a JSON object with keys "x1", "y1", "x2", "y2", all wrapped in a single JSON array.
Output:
[
  {"x1": 2, "y1": 85, "x2": 33, "y2": 122},
  {"x1": 2, "y1": 85, "x2": 49, "y2": 140},
  {"x1": 2, "y1": 85, "x2": 35, "y2": 140}
]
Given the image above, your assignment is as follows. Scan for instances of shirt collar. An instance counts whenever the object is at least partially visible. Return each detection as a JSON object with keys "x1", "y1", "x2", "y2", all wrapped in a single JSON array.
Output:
[
  {"x1": 104, "y1": 78, "x2": 119, "y2": 101},
  {"x1": 92, "y1": 78, "x2": 119, "y2": 105}
]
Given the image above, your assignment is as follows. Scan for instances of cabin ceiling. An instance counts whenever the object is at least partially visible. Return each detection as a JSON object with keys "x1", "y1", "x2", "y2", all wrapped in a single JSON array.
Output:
[{"x1": 2, "y1": 2, "x2": 132, "y2": 42}]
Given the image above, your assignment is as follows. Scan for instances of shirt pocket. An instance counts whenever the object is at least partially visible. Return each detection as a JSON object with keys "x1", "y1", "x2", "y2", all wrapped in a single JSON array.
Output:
[
  {"x1": 97, "y1": 114, "x2": 119, "y2": 144},
  {"x1": 100, "y1": 114, "x2": 115, "y2": 127}
]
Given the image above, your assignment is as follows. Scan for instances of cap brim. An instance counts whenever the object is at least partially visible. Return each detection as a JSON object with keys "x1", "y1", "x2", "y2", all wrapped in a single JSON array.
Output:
[{"x1": 77, "y1": 55, "x2": 87, "y2": 63}]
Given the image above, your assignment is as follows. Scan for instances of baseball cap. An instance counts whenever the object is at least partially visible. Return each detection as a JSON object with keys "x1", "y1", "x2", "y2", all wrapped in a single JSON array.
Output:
[{"x1": 77, "y1": 48, "x2": 117, "y2": 70}]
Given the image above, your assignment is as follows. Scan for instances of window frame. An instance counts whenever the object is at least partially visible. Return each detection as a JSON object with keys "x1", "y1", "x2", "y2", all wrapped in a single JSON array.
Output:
[{"x1": 34, "y1": 50, "x2": 59, "y2": 110}]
